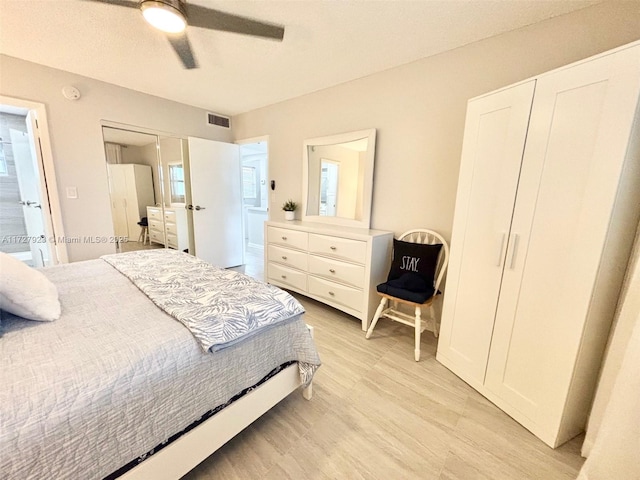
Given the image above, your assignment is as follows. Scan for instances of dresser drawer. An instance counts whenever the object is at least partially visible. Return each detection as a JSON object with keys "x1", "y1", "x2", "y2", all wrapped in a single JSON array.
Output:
[
  {"x1": 166, "y1": 233, "x2": 178, "y2": 249},
  {"x1": 308, "y1": 234, "x2": 367, "y2": 264},
  {"x1": 267, "y1": 226, "x2": 308, "y2": 250},
  {"x1": 268, "y1": 245, "x2": 308, "y2": 271},
  {"x1": 308, "y1": 276, "x2": 363, "y2": 312},
  {"x1": 268, "y1": 263, "x2": 307, "y2": 291},
  {"x1": 149, "y1": 229, "x2": 165, "y2": 244},
  {"x1": 308, "y1": 255, "x2": 365, "y2": 289},
  {"x1": 164, "y1": 209, "x2": 177, "y2": 223},
  {"x1": 165, "y1": 222, "x2": 178, "y2": 235},
  {"x1": 150, "y1": 219, "x2": 163, "y2": 231},
  {"x1": 147, "y1": 207, "x2": 162, "y2": 220}
]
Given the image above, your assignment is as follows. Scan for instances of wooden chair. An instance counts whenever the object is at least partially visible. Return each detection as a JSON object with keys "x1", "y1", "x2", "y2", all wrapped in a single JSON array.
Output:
[{"x1": 365, "y1": 229, "x2": 449, "y2": 361}]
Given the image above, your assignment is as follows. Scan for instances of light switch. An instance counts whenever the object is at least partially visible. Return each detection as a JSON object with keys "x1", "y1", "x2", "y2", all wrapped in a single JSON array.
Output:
[{"x1": 66, "y1": 187, "x2": 78, "y2": 199}]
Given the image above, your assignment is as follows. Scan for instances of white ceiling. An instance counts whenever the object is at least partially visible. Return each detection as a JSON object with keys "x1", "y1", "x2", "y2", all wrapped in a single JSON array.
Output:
[{"x1": 0, "y1": 0, "x2": 602, "y2": 116}]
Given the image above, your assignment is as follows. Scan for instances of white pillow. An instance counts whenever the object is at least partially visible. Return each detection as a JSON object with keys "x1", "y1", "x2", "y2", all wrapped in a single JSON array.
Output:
[{"x1": 0, "y1": 252, "x2": 61, "y2": 321}]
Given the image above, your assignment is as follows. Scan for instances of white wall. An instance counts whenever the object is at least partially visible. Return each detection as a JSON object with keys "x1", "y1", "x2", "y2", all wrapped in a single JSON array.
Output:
[
  {"x1": 0, "y1": 56, "x2": 232, "y2": 261},
  {"x1": 232, "y1": 1, "x2": 640, "y2": 240}
]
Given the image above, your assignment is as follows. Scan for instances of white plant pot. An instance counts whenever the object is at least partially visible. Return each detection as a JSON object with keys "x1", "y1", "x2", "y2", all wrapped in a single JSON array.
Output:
[{"x1": 284, "y1": 210, "x2": 295, "y2": 221}]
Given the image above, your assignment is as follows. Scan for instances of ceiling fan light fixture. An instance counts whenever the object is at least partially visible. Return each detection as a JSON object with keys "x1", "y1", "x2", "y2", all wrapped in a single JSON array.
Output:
[{"x1": 140, "y1": 0, "x2": 187, "y2": 34}]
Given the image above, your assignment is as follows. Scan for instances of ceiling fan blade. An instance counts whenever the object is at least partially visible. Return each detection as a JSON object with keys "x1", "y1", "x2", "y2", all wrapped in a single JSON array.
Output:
[
  {"x1": 83, "y1": 0, "x2": 139, "y2": 8},
  {"x1": 167, "y1": 32, "x2": 198, "y2": 69},
  {"x1": 185, "y1": 4, "x2": 284, "y2": 41}
]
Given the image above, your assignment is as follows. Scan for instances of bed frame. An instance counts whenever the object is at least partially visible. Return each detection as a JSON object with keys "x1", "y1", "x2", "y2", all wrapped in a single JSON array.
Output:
[{"x1": 120, "y1": 327, "x2": 314, "y2": 479}]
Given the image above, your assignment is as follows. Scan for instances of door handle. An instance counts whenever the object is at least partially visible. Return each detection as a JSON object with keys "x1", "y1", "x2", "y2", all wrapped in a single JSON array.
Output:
[
  {"x1": 194, "y1": 205, "x2": 205, "y2": 211},
  {"x1": 507, "y1": 233, "x2": 520, "y2": 270},
  {"x1": 496, "y1": 232, "x2": 507, "y2": 267},
  {"x1": 186, "y1": 205, "x2": 193, "y2": 210}
]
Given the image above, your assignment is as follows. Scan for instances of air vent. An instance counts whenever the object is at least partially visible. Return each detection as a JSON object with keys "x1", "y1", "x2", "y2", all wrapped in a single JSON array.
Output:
[{"x1": 207, "y1": 112, "x2": 230, "y2": 128}]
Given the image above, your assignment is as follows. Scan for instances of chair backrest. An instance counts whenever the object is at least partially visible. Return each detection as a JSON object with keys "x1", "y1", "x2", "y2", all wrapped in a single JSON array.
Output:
[{"x1": 397, "y1": 229, "x2": 450, "y2": 292}]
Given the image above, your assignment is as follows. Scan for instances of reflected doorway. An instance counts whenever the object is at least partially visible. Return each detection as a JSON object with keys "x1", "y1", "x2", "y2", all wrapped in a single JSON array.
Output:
[
  {"x1": 237, "y1": 137, "x2": 268, "y2": 281},
  {"x1": 320, "y1": 159, "x2": 339, "y2": 217}
]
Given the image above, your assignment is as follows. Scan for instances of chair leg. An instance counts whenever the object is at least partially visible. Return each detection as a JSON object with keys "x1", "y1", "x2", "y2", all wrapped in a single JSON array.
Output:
[
  {"x1": 143, "y1": 227, "x2": 149, "y2": 245},
  {"x1": 366, "y1": 297, "x2": 387, "y2": 339},
  {"x1": 431, "y1": 304, "x2": 439, "y2": 338},
  {"x1": 415, "y1": 305, "x2": 421, "y2": 361}
]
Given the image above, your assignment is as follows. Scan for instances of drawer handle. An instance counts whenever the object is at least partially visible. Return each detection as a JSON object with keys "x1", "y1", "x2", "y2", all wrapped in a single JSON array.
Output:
[
  {"x1": 282, "y1": 236, "x2": 287, "y2": 240},
  {"x1": 281, "y1": 275, "x2": 287, "y2": 279},
  {"x1": 282, "y1": 256, "x2": 288, "y2": 260},
  {"x1": 330, "y1": 246, "x2": 337, "y2": 250},
  {"x1": 328, "y1": 291, "x2": 335, "y2": 296},
  {"x1": 329, "y1": 269, "x2": 336, "y2": 273}
]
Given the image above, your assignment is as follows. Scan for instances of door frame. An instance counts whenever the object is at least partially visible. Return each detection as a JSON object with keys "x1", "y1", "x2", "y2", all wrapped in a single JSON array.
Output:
[{"x1": 0, "y1": 95, "x2": 68, "y2": 264}]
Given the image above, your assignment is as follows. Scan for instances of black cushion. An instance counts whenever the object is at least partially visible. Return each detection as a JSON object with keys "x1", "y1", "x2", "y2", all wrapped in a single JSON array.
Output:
[
  {"x1": 376, "y1": 239, "x2": 442, "y2": 303},
  {"x1": 377, "y1": 280, "x2": 435, "y2": 303},
  {"x1": 387, "y1": 239, "x2": 442, "y2": 287}
]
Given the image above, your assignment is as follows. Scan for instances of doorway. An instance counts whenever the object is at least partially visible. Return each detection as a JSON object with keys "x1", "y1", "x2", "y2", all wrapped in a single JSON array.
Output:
[
  {"x1": 0, "y1": 99, "x2": 65, "y2": 266},
  {"x1": 237, "y1": 137, "x2": 269, "y2": 281}
]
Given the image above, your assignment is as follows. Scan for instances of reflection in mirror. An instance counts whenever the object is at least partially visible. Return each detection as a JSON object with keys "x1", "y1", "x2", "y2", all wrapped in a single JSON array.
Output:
[
  {"x1": 101, "y1": 127, "x2": 191, "y2": 254},
  {"x1": 168, "y1": 163, "x2": 185, "y2": 204},
  {"x1": 157, "y1": 136, "x2": 191, "y2": 253},
  {"x1": 102, "y1": 127, "x2": 161, "y2": 254},
  {"x1": 303, "y1": 129, "x2": 376, "y2": 228},
  {"x1": 320, "y1": 159, "x2": 339, "y2": 216}
]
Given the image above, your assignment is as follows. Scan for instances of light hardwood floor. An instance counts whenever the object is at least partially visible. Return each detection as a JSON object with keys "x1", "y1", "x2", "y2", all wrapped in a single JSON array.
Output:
[{"x1": 183, "y1": 255, "x2": 586, "y2": 480}]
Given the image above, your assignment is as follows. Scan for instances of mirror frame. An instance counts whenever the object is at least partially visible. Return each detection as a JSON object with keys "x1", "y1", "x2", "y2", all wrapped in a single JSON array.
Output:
[{"x1": 302, "y1": 128, "x2": 376, "y2": 229}]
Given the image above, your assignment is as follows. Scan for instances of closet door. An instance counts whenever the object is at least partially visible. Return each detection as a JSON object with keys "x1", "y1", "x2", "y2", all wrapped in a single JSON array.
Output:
[
  {"x1": 485, "y1": 45, "x2": 640, "y2": 444},
  {"x1": 437, "y1": 81, "x2": 535, "y2": 387}
]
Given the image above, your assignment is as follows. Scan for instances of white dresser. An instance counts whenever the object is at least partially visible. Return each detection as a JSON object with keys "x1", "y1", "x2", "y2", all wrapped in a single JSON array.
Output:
[
  {"x1": 147, "y1": 206, "x2": 189, "y2": 251},
  {"x1": 265, "y1": 220, "x2": 393, "y2": 330}
]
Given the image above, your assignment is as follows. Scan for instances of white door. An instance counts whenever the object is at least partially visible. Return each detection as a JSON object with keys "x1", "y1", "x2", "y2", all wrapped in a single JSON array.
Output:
[
  {"x1": 436, "y1": 81, "x2": 535, "y2": 387},
  {"x1": 188, "y1": 137, "x2": 244, "y2": 268},
  {"x1": 10, "y1": 128, "x2": 49, "y2": 267},
  {"x1": 485, "y1": 45, "x2": 640, "y2": 431}
]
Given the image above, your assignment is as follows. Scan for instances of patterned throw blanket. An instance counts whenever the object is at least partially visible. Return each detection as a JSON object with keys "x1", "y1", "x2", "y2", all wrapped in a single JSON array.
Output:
[{"x1": 102, "y1": 250, "x2": 305, "y2": 352}]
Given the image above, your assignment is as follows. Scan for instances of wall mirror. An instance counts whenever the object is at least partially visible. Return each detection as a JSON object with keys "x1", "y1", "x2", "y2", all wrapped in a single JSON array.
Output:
[
  {"x1": 302, "y1": 128, "x2": 376, "y2": 228},
  {"x1": 101, "y1": 126, "x2": 191, "y2": 254}
]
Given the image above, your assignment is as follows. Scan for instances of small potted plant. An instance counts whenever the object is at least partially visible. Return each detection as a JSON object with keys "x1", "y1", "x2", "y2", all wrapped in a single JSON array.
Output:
[{"x1": 282, "y1": 199, "x2": 297, "y2": 221}]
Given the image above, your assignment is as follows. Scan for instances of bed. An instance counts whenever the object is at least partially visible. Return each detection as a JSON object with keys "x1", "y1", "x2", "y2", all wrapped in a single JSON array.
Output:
[{"x1": 0, "y1": 250, "x2": 321, "y2": 479}]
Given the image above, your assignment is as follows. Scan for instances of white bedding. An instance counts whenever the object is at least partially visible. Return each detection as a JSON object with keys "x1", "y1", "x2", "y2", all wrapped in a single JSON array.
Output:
[{"x1": 0, "y1": 258, "x2": 320, "y2": 479}]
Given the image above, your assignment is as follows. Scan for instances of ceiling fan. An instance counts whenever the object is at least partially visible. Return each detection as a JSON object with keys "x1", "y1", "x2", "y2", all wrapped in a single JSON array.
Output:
[{"x1": 87, "y1": 0, "x2": 285, "y2": 69}]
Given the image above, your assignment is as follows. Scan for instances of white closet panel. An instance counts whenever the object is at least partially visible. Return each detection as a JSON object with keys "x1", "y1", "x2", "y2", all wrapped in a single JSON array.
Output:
[
  {"x1": 107, "y1": 164, "x2": 154, "y2": 239},
  {"x1": 438, "y1": 81, "x2": 535, "y2": 387},
  {"x1": 437, "y1": 41, "x2": 640, "y2": 448}
]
